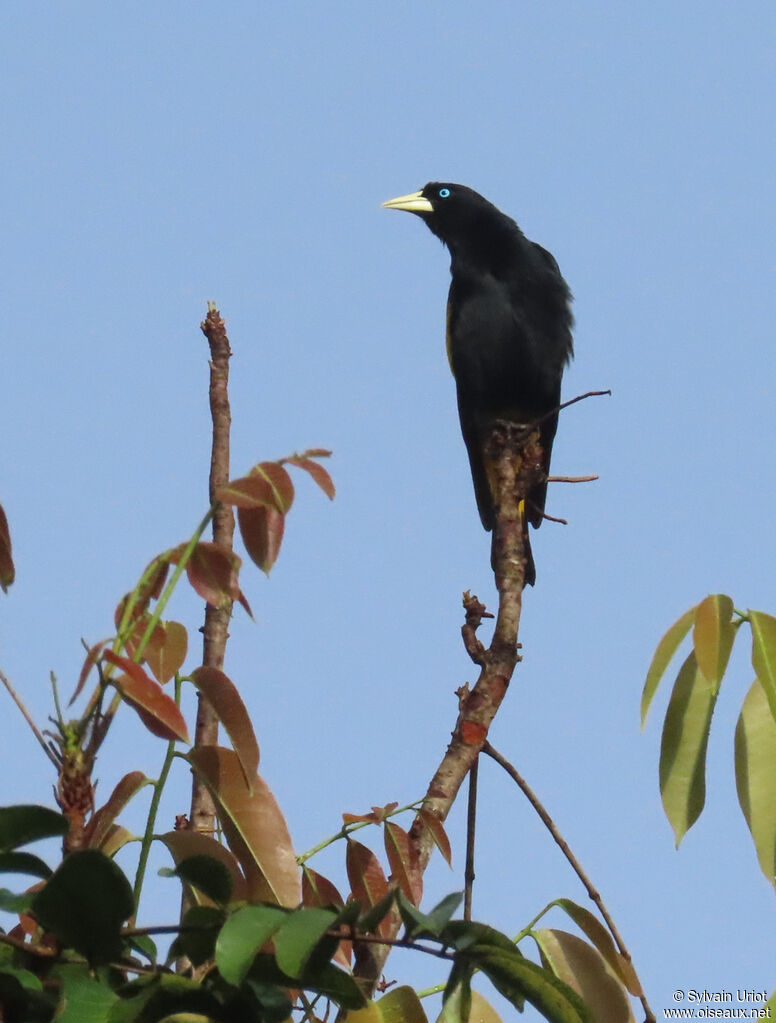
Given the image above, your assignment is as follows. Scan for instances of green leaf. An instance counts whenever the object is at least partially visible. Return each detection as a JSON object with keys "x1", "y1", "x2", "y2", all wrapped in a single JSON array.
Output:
[
  {"x1": 396, "y1": 890, "x2": 463, "y2": 940},
  {"x1": 469, "y1": 946, "x2": 592, "y2": 1023},
  {"x1": 273, "y1": 906, "x2": 339, "y2": 978},
  {"x1": 159, "y1": 829, "x2": 248, "y2": 904},
  {"x1": 50, "y1": 963, "x2": 118, "y2": 1023},
  {"x1": 659, "y1": 652, "x2": 718, "y2": 846},
  {"x1": 0, "y1": 804, "x2": 68, "y2": 851},
  {"x1": 0, "y1": 971, "x2": 52, "y2": 1023},
  {"x1": 215, "y1": 904, "x2": 288, "y2": 986},
  {"x1": 439, "y1": 977, "x2": 472, "y2": 1023},
  {"x1": 439, "y1": 986, "x2": 501, "y2": 1023},
  {"x1": 105, "y1": 974, "x2": 222, "y2": 1023},
  {"x1": 0, "y1": 888, "x2": 35, "y2": 913},
  {"x1": 357, "y1": 887, "x2": 397, "y2": 935},
  {"x1": 693, "y1": 594, "x2": 735, "y2": 691},
  {"x1": 441, "y1": 920, "x2": 523, "y2": 956},
  {"x1": 641, "y1": 604, "x2": 697, "y2": 727},
  {"x1": 168, "y1": 854, "x2": 234, "y2": 906},
  {"x1": 249, "y1": 952, "x2": 365, "y2": 1010},
  {"x1": 170, "y1": 905, "x2": 224, "y2": 967},
  {"x1": 750, "y1": 611, "x2": 776, "y2": 723},
  {"x1": 735, "y1": 679, "x2": 776, "y2": 887},
  {"x1": 554, "y1": 899, "x2": 641, "y2": 995},
  {"x1": 534, "y1": 929, "x2": 634, "y2": 1023},
  {"x1": 32, "y1": 850, "x2": 134, "y2": 965},
  {"x1": 0, "y1": 850, "x2": 53, "y2": 879}
]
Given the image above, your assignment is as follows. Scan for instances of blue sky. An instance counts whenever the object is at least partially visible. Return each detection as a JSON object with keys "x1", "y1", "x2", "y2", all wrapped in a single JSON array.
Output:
[{"x1": 2, "y1": 0, "x2": 775, "y2": 1015}]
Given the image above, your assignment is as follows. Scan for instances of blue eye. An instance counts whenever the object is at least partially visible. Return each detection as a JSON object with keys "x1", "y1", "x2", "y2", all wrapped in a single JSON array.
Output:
[{"x1": 439, "y1": 187, "x2": 451, "y2": 198}]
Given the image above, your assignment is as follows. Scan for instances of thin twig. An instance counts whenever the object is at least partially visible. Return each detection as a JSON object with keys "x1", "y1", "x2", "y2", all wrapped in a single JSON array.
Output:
[
  {"x1": 464, "y1": 756, "x2": 478, "y2": 920},
  {"x1": 0, "y1": 667, "x2": 59, "y2": 768},
  {"x1": 548, "y1": 475, "x2": 599, "y2": 483},
  {"x1": 539, "y1": 511, "x2": 568, "y2": 525},
  {"x1": 531, "y1": 388, "x2": 611, "y2": 432},
  {"x1": 482, "y1": 741, "x2": 655, "y2": 1023}
]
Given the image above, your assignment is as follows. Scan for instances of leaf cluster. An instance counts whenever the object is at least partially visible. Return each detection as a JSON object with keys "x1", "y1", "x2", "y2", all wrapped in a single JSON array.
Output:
[{"x1": 643, "y1": 594, "x2": 776, "y2": 882}]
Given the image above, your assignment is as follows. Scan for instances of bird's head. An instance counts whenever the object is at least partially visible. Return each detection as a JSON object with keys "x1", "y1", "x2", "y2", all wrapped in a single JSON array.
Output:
[{"x1": 383, "y1": 182, "x2": 519, "y2": 261}]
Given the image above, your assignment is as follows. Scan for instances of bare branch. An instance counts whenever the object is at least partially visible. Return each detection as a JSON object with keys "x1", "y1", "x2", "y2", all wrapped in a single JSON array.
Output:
[
  {"x1": 189, "y1": 304, "x2": 235, "y2": 835},
  {"x1": 482, "y1": 741, "x2": 655, "y2": 1023}
]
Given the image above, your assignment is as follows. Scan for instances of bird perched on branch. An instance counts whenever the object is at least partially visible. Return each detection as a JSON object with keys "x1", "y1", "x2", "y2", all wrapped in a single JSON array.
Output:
[{"x1": 383, "y1": 182, "x2": 573, "y2": 585}]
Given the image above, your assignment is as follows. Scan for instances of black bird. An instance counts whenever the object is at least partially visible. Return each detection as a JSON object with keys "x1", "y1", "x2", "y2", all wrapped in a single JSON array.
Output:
[{"x1": 383, "y1": 183, "x2": 573, "y2": 585}]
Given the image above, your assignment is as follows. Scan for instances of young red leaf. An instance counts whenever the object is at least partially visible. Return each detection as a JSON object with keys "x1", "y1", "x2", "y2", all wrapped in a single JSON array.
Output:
[
  {"x1": 300, "y1": 448, "x2": 332, "y2": 459},
  {"x1": 302, "y1": 867, "x2": 351, "y2": 967},
  {"x1": 88, "y1": 772, "x2": 149, "y2": 849},
  {"x1": 216, "y1": 474, "x2": 278, "y2": 510},
  {"x1": 124, "y1": 614, "x2": 164, "y2": 662},
  {"x1": 188, "y1": 746, "x2": 299, "y2": 907},
  {"x1": 346, "y1": 840, "x2": 391, "y2": 936},
  {"x1": 104, "y1": 651, "x2": 190, "y2": 744},
  {"x1": 0, "y1": 503, "x2": 14, "y2": 592},
  {"x1": 70, "y1": 638, "x2": 111, "y2": 705},
  {"x1": 418, "y1": 808, "x2": 453, "y2": 868},
  {"x1": 184, "y1": 542, "x2": 241, "y2": 608},
  {"x1": 238, "y1": 504, "x2": 285, "y2": 575},
  {"x1": 384, "y1": 821, "x2": 422, "y2": 904},
  {"x1": 144, "y1": 621, "x2": 189, "y2": 684},
  {"x1": 286, "y1": 455, "x2": 336, "y2": 500},
  {"x1": 189, "y1": 666, "x2": 260, "y2": 780},
  {"x1": 252, "y1": 461, "x2": 295, "y2": 513},
  {"x1": 302, "y1": 867, "x2": 345, "y2": 910}
]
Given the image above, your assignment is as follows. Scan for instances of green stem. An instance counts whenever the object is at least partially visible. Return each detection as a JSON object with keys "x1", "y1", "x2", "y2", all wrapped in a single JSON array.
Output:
[
  {"x1": 296, "y1": 800, "x2": 423, "y2": 865},
  {"x1": 512, "y1": 899, "x2": 557, "y2": 944},
  {"x1": 133, "y1": 676, "x2": 183, "y2": 910}
]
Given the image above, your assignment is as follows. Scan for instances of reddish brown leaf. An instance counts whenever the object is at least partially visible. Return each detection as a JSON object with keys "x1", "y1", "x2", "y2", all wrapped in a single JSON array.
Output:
[
  {"x1": 346, "y1": 840, "x2": 391, "y2": 936},
  {"x1": 342, "y1": 803, "x2": 398, "y2": 826},
  {"x1": 384, "y1": 822, "x2": 422, "y2": 905},
  {"x1": 114, "y1": 558, "x2": 170, "y2": 630},
  {"x1": 159, "y1": 830, "x2": 248, "y2": 904},
  {"x1": 302, "y1": 867, "x2": 345, "y2": 909},
  {"x1": 302, "y1": 867, "x2": 352, "y2": 966},
  {"x1": 300, "y1": 448, "x2": 332, "y2": 459},
  {"x1": 104, "y1": 651, "x2": 190, "y2": 744},
  {"x1": 216, "y1": 474, "x2": 278, "y2": 510},
  {"x1": 342, "y1": 812, "x2": 379, "y2": 825},
  {"x1": 88, "y1": 772, "x2": 149, "y2": 848},
  {"x1": 144, "y1": 621, "x2": 188, "y2": 684},
  {"x1": 184, "y1": 542, "x2": 241, "y2": 608},
  {"x1": 70, "y1": 638, "x2": 111, "y2": 705},
  {"x1": 189, "y1": 666, "x2": 260, "y2": 780},
  {"x1": 418, "y1": 808, "x2": 452, "y2": 868},
  {"x1": 238, "y1": 504, "x2": 285, "y2": 575},
  {"x1": 252, "y1": 461, "x2": 295, "y2": 513},
  {"x1": 286, "y1": 456, "x2": 336, "y2": 500},
  {"x1": 237, "y1": 589, "x2": 254, "y2": 620},
  {"x1": 124, "y1": 614, "x2": 164, "y2": 662},
  {"x1": 0, "y1": 503, "x2": 14, "y2": 592},
  {"x1": 188, "y1": 746, "x2": 299, "y2": 907}
]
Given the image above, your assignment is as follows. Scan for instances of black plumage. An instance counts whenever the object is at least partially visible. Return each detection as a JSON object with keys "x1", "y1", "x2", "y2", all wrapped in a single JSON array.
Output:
[{"x1": 383, "y1": 182, "x2": 573, "y2": 585}]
